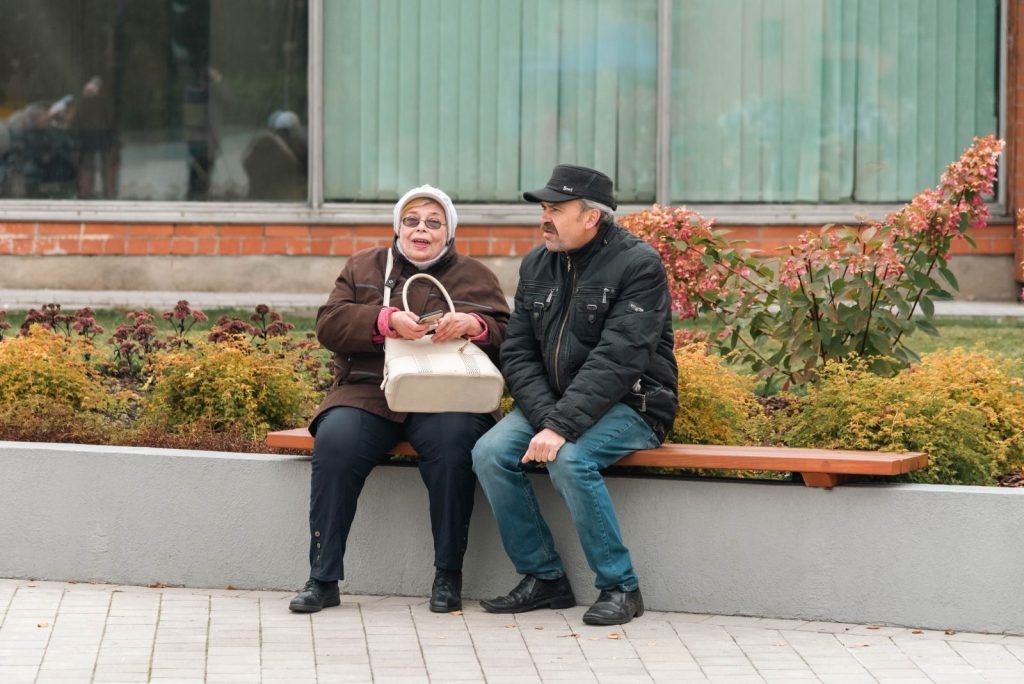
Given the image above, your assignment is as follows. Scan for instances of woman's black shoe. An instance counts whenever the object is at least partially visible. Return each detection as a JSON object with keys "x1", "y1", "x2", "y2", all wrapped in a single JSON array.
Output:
[
  {"x1": 429, "y1": 569, "x2": 463, "y2": 613},
  {"x1": 480, "y1": 575, "x2": 576, "y2": 613},
  {"x1": 288, "y1": 578, "x2": 341, "y2": 613}
]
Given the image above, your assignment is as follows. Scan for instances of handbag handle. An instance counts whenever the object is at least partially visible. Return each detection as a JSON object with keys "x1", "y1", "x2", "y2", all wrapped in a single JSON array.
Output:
[{"x1": 401, "y1": 272, "x2": 455, "y2": 314}]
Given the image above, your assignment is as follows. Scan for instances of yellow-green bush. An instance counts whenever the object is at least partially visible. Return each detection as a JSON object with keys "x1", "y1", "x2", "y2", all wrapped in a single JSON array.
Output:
[
  {"x1": 779, "y1": 348, "x2": 1024, "y2": 485},
  {"x1": 670, "y1": 343, "x2": 768, "y2": 445},
  {"x1": 138, "y1": 338, "x2": 317, "y2": 440},
  {"x1": 0, "y1": 326, "x2": 123, "y2": 442}
]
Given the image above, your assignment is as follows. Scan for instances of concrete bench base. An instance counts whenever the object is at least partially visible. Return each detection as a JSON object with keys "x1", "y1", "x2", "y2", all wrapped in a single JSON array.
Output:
[{"x1": 1, "y1": 441, "x2": 1022, "y2": 635}]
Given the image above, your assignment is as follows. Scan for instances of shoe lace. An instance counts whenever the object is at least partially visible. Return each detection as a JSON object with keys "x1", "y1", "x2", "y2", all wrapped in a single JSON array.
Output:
[
  {"x1": 434, "y1": 571, "x2": 460, "y2": 593},
  {"x1": 303, "y1": 578, "x2": 326, "y2": 593}
]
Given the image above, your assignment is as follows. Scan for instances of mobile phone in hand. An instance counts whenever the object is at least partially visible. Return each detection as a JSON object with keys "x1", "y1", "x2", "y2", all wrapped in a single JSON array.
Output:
[{"x1": 417, "y1": 310, "x2": 445, "y2": 325}]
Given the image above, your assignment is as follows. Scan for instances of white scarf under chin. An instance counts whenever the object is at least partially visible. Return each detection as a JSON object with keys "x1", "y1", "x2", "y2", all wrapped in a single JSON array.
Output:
[{"x1": 396, "y1": 241, "x2": 451, "y2": 270}]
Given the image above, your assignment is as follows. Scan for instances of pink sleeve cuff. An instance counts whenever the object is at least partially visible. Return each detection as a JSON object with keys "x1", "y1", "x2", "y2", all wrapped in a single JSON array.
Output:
[
  {"x1": 467, "y1": 313, "x2": 489, "y2": 343},
  {"x1": 374, "y1": 307, "x2": 401, "y2": 343}
]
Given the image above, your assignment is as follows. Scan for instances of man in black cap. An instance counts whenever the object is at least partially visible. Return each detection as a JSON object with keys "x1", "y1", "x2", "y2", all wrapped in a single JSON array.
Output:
[{"x1": 472, "y1": 163, "x2": 678, "y2": 625}]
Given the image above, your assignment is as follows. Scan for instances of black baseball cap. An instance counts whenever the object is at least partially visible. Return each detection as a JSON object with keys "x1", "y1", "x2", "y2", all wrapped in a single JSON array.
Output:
[{"x1": 523, "y1": 164, "x2": 617, "y2": 210}]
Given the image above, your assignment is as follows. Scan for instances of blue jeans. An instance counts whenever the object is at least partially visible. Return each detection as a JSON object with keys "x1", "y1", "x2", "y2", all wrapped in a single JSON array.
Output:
[{"x1": 472, "y1": 404, "x2": 660, "y2": 591}]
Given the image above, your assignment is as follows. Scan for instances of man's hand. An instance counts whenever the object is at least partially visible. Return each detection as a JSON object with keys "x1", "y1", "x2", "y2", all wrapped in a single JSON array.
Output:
[{"x1": 521, "y1": 428, "x2": 566, "y2": 463}]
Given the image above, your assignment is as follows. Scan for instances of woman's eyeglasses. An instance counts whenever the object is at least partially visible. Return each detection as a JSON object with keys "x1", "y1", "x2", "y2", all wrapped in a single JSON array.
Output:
[{"x1": 401, "y1": 215, "x2": 445, "y2": 231}]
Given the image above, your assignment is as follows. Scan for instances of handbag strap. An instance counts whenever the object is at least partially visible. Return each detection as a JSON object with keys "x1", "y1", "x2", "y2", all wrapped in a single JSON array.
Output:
[
  {"x1": 383, "y1": 248, "x2": 396, "y2": 304},
  {"x1": 401, "y1": 273, "x2": 455, "y2": 314}
]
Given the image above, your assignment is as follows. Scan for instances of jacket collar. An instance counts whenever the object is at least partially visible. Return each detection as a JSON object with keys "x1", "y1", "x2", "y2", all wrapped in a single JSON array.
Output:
[{"x1": 563, "y1": 220, "x2": 615, "y2": 272}]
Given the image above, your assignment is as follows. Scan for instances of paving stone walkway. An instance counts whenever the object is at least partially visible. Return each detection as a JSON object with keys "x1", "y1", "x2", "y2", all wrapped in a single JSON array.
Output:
[{"x1": 2, "y1": 578, "x2": 1023, "y2": 683}]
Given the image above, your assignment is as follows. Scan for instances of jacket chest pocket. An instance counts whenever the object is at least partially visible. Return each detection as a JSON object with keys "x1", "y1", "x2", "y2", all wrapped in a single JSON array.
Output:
[
  {"x1": 574, "y1": 286, "x2": 616, "y2": 342},
  {"x1": 521, "y1": 283, "x2": 558, "y2": 341}
]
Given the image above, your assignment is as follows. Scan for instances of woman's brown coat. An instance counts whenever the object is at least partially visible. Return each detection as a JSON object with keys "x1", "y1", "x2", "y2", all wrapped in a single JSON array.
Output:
[{"x1": 312, "y1": 244, "x2": 510, "y2": 425}]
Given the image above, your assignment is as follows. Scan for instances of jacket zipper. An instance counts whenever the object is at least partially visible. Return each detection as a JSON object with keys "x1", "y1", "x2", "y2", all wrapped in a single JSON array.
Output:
[
  {"x1": 632, "y1": 378, "x2": 647, "y2": 412},
  {"x1": 552, "y1": 255, "x2": 576, "y2": 394}
]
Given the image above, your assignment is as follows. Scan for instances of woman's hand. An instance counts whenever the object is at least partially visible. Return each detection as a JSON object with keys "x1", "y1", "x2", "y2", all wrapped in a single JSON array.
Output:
[
  {"x1": 389, "y1": 310, "x2": 430, "y2": 340},
  {"x1": 431, "y1": 312, "x2": 484, "y2": 342}
]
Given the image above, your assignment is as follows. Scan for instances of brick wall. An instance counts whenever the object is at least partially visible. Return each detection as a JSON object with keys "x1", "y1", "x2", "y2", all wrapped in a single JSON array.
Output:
[
  {"x1": 0, "y1": 222, "x2": 541, "y2": 258},
  {"x1": 0, "y1": 219, "x2": 1014, "y2": 260}
]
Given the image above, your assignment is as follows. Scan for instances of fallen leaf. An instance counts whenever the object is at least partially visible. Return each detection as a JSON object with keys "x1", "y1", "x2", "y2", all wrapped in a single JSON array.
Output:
[
  {"x1": 867, "y1": 625, "x2": 881, "y2": 630},
  {"x1": 648, "y1": 641, "x2": 657, "y2": 646},
  {"x1": 608, "y1": 633, "x2": 622, "y2": 640},
  {"x1": 535, "y1": 626, "x2": 544, "y2": 630},
  {"x1": 226, "y1": 585, "x2": 236, "y2": 591},
  {"x1": 912, "y1": 630, "x2": 924, "y2": 634},
  {"x1": 505, "y1": 624, "x2": 517, "y2": 630},
  {"x1": 37, "y1": 621, "x2": 48, "y2": 628},
  {"x1": 557, "y1": 632, "x2": 580, "y2": 639},
  {"x1": 449, "y1": 610, "x2": 463, "y2": 616},
  {"x1": 945, "y1": 629, "x2": 957, "y2": 635}
]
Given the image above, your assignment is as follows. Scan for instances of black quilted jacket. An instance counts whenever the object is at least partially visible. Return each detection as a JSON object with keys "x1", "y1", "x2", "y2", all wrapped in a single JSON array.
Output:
[{"x1": 501, "y1": 222, "x2": 678, "y2": 442}]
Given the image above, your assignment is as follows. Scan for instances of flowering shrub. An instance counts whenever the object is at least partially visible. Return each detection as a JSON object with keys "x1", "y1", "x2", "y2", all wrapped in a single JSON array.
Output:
[
  {"x1": 139, "y1": 338, "x2": 318, "y2": 440},
  {"x1": 107, "y1": 310, "x2": 161, "y2": 377},
  {"x1": 0, "y1": 326, "x2": 125, "y2": 443},
  {"x1": 624, "y1": 136, "x2": 1005, "y2": 392},
  {"x1": 1016, "y1": 208, "x2": 1024, "y2": 303},
  {"x1": 670, "y1": 343, "x2": 768, "y2": 446},
  {"x1": 162, "y1": 300, "x2": 209, "y2": 349},
  {"x1": 621, "y1": 205, "x2": 729, "y2": 322},
  {"x1": 0, "y1": 302, "x2": 327, "y2": 449},
  {"x1": 18, "y1": 304, "x2": 105, "y2": 341},
  {"x1": 777, "y1": 349, "x2": 1024, "y2": 485}
]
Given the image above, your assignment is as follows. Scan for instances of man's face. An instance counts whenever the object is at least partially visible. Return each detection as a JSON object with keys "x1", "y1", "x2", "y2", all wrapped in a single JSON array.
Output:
[{"x1": 539, "y1": 200, "x2": 600, "y2": 252}]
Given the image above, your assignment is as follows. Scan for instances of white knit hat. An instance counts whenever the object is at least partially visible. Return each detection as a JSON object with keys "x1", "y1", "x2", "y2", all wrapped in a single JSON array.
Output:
[{"x1": 393, "y1": 185, "x2": 458, "y2": 245}]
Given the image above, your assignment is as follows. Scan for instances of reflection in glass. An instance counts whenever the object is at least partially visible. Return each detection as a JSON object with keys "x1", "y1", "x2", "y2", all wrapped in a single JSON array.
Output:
[{"x1": 0, "y1": 0, "x2": 308, "y2": 202}]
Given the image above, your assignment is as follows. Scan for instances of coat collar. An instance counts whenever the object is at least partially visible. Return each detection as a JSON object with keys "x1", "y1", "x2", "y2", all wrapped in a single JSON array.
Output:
[{"x1": 562, "y1": 220, "x2": 616, "y2": 272}]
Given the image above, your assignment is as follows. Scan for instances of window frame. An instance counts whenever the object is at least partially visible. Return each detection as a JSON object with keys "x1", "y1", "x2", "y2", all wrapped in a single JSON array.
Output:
[{"x1": 0, "y1": 0, "x2": 1009, "y2": 226}]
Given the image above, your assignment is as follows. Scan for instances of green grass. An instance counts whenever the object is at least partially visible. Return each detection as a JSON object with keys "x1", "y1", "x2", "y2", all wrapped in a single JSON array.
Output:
[
  {"x1": 677, "y1": 315, "x2": 1023, "y2": 362},
  {"x1": 902, "y1": 316, "x2": 1024, "y2": 362}
]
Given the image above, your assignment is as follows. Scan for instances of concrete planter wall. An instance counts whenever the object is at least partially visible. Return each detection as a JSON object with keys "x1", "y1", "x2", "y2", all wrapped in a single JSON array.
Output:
[{"x1": 2, "y1": 441, "x2": 1022, "y2": 635}]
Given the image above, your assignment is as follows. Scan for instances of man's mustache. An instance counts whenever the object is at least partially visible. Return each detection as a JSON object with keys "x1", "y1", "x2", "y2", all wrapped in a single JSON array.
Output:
[{"x1": 542, "y1": 222, "x2": 557, "y2": 232}]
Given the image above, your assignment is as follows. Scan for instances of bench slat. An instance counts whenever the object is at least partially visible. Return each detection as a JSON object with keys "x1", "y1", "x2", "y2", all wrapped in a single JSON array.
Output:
[
  {"x1": 620, "y1": 444, "x2": 928, "y2": 476},
  {"x1": 265, "y1": 428, "x2": 927, "y2": 489}
]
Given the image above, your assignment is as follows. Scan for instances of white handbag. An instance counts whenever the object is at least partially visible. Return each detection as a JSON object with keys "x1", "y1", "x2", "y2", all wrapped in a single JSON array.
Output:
[{"x1": 380, "y1": 252, "x2": 504, "y2": 413}]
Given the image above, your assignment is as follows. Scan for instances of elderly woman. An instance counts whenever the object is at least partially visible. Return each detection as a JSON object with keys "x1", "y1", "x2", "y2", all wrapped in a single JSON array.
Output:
[{"x1": 290, "y1": 185, "x2": 510, "y2": 614}]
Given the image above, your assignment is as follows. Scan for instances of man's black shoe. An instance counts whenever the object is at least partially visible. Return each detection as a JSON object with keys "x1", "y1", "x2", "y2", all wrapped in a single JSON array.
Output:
[
  {"x1": 288, "y1": 578, "x2": 340, "y2": 613},
  {"x1": 430, "y1": 569, "x2": 463, "y2": 613},
  {"x1": 480, "y1": 574, "x2": 576, "y2": 614},
  {"x1": 582, "y1": 587, "x2": 644, "y2": 625}
]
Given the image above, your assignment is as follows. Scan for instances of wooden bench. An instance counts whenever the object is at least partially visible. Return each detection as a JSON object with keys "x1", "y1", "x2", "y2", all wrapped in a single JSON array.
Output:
[{"x1": 266, "y1": 428, "x2": 928, "y2": 489}]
